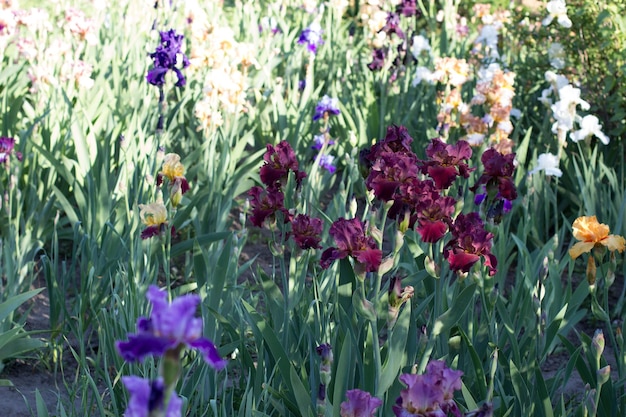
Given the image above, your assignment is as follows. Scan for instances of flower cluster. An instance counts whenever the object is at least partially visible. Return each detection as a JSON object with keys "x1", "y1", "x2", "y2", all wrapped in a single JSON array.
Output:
[
  {"x1": 248, "y1": 141, "x2": 324, "y2": 250},
  {"x1": 360, "y1": 124, "x2": 510, "y2": 275},
  {"x1": 138, "y1": 152, "x2": 190, "y2": 239},
  {"x1": 393, "y1": 360, "x2": 463, "y2": 417},
  {"x1": 185, "y1": 10, "x2": 258, "y2": 130},
  {"x1": 116, "y1": 286, "x2": 226, "y2": 417},
  {"x1": 147, "y1": 29, "x2": 190, "y2": 88}
]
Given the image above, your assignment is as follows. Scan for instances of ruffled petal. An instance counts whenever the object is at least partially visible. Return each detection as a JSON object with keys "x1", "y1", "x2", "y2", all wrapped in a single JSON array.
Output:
[{"x1": 602, "y1": 235, "x2": 626, "y2": 253}]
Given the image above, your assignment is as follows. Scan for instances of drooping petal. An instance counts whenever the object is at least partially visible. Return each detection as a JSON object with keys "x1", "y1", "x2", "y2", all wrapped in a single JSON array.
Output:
[
  {"x1": 116, "y1": 334, "x2": 172, "y2": 362},
  {"x1": 568, "y1": 241, "x2": 595, "y2": 259},
  {"x1": 601, "y1": 235, "x2": 626, "y2": 253},
  {"x1": 187, "y1": 338, "x2": 228, "y2": 370}
]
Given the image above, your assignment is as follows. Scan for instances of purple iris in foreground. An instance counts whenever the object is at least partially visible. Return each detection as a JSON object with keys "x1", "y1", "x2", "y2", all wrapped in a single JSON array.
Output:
[
  {"x1": 313, "y1": 95, "x2": 341, "y2": 121},
  {"x1": 147, "y1": 29, "x2": 190, "y2": 87},
  {"x1": 122, "y1": 376, "x2": 182, "y2": 417},
  {"x1": 116, "y1": 286, "x2": 227, "y2": 370}
]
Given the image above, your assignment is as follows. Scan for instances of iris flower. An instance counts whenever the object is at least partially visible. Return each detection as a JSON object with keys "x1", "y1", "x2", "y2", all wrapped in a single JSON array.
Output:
[
  {"x1": 139, "y1": 201, "x2": 170, "y2": 239},
  {"x1": 116, "y1": 286, "x2": 227, "y2": 370},
  {"x1": 568, "y1": 216, "x2": 626, "y2": 259},
  {"x1": 340, "y1": 389, "x2": 383, "y2": 417},
  {"x1": 147, "y1": 29, "x2": 190, "y2": 87},
  {"x1": 122, "y1": 376, "x2": 182, "y2": 417},
  {"x1": 320, "y1": 217, "x2": 382, "y2": 273}
]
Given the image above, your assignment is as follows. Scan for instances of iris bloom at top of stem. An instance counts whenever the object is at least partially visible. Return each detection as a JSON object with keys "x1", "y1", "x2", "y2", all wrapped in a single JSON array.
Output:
[
  {"x1": 139, "y1": 201, "x2": 169, "y2": 239},
  {"x1": 568, "y1": 216, "x2": 626, "y2": 259}
]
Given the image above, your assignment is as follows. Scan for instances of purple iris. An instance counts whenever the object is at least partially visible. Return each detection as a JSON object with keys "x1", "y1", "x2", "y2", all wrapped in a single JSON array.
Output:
[
  {"x1": 122, "y1": 376, "x2": 182, "y2": 417},
  {"x1": 0, "y1": 136, "x2": 22, "y2": 163},
  {"x1": 313, "y1": 95, "x2": 341, "y2": 121},
  {"x1": 298, "y1": 22, "x2": 323, "y2": 54},
  {"x1": 147, "y1": 29, "x2": 190, "y2": 87},
  {"x1": 116, "y1": 286, "x2": 227, "y2": 370},
  {"x1": 319, "y1": 154, "x2": 336, "y2": 174}
]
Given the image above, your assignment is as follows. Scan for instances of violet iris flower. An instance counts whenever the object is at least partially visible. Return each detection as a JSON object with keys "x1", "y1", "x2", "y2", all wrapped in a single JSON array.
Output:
[
  {"x1": 116, "y1": 286, "x2": 227, "y2": 370},
  {"x1": 0, "y1": 136, "x2": 21, "y2": 163},
  {"x1": 298, "y1": 22, "x2": 323, "y2": 54},
  {"x1": 340, "y1": 389, "x2": 383, "y2": 417},
  {"x1": 313, "y1": 95, "x2": 341, "y2": 121},
  {"x1": 122, "y1": 376, "x2": 182, "y2": 417},
  {"x1": 147, "y1": 29, "x2": 190, "y2": 87},
  {"x1": 393, "y1": 360, "x2": 463, "y2": 417}
]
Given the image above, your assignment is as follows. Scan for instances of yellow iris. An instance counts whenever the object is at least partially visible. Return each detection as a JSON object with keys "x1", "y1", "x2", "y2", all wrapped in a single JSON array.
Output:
[
  {"x1": 160, "y1": 153, "x2": 185, "y2": 181},
  {"x1": 139, "y1": 201, "x2": 168, "y2": 226},
  {"x1": 568, "y1": 215, "x2": 626, "y2": 259}
]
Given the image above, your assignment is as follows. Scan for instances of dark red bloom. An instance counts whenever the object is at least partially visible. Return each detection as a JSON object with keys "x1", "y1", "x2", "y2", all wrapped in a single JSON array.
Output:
[
  {"x1": 444, "y1": 212, "x2": 497, "y2": 276},
  {"x1": 360, "y1": 125, "x2": 415, "y2": 176},
  {"x1": 248, "y1": 186, "x2": 290, "y2": 227},
  {"x1": 470, "y1": 148, "x2": 517, "y2": 201},
  {"x1": 415, "y1": 190, "x2": 456, "y2": 243},
  {"x1": 259, "y1": 141, "x2": 307, "y2": 189},
  {"x1": 368, "y1": 48, "x2": 388, "y2": 71},
  {"x1": 291, "y1": 214, "x2": 323, "y2": 249},
  {"x1": 419, "y1": 138, "x2": 474, "y2": 190},
  {"x1": 320, "y1": 218, "x2": 382, "y2": 273},
  {"x1": 366, "y1": 151, "x2": 420, "y2": 201}
]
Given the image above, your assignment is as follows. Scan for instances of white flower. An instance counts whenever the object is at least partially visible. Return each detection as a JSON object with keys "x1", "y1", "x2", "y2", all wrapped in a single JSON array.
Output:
[
  {"x1": 548, "y1": 42, "x2": 566, "y2": 69},
  {"x1": 529, "y1": 153, "x2": 563, "y2": 177},
  {"x1": 477, "y1": 63, "x2": 501, "y2": 82},
  {"x1": 410, "y1": 35, "x2": 431, "y2": 58},
  {"x1": 570, "y1": 115, "x2": 610, "y2": 144},
  {"x1": 466, "y1": 133, "x2": 485, "y2": 146},
  {"x1": 412, "y1": 66, "x2": 435, "y2": 86},
  {"x1": 557, "y1": 84, "x2": 590, "y2": 110},
  {"x1": 474, "y1": 24, "x2": 500, "y2": 58},
  {"x1": 543, "y1": 0, "x2": 572, "y2": 28}
]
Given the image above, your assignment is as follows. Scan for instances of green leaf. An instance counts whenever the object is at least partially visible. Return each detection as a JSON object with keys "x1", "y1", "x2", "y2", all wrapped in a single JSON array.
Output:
[
  {"x1": 432, "y1": 284, "x2": 476, "y2": 337},
  {"x1": 0, "y1": 289, "x2": 43, "y2": 324},
  {"x1": 377, "y1": 303, "x2": 410, "y2": 397}
]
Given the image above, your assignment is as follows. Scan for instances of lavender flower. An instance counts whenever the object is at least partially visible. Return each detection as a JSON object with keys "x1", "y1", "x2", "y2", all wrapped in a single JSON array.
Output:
[
  {"x1": 340, "y1": 389, "x2": 383, "y2": 417},
  {"x1": 298, "y1": 22, "x2": 323, "y2": 54},
  {"x1": 312, "y1": 134, "x2": 335, "y2": 151},
  {"x1": 313, "y1": 95, "x2": 341, "y2": 121},
  {"x1": 318, "y1": 154, "x2": 336, "y2": 174},
  {"x1": 122, "y1": 376, "x2": 182, "y2": 417},
  {"x1": 116, "y1": 286, "x2": 227, "y2": 370},
  {"x1": 147, "y1": 29, "x2": 190, "y2": 87}
]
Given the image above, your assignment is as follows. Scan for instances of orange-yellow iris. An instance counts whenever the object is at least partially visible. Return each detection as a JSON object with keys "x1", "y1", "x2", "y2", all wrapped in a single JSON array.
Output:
[{"x1": 568, "y1": 215, "x2": 626, "y2": 259}]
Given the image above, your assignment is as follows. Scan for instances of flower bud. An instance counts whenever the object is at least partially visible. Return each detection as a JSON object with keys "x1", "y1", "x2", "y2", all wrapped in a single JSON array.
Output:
[
  {"x1": 591, "y1": 329, "x2": 605, "y2": 366},
  {"x1": 597, "y1": 365, "x2": 611, "y2": 386},
  {"x1": 586, "y1": 256, "x2": 596, "y2": 288}
]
